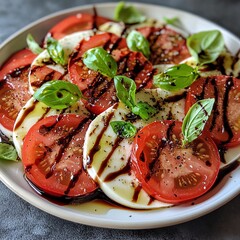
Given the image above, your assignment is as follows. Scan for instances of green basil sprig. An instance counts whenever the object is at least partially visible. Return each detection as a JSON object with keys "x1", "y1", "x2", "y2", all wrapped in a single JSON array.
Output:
[
  {"x1": 0, "y1": 143, "x2": 18, "y2": 162},
  {"x1": 163, "y1": 16, "x2": 181, "y2": 28},
  {"x1": 46, "y1": 37, "x2": 67, "y2": 65},
  {"x1": 114, "y1": 1, "x2": 146, "y2": 24},
  {"x1": 187, "y1": 30, "x2": 224, "y2": 65},
  {"x1": 26, "y1": 34, "x2": 44, "y2": 54},
  {"x1": 110, "y1": 121, "x2": 137, "y2": 138},
  {"x1": 163, "y1": 16, "x2": 178, "y2": 25},
  {"x1": 153, "y1": 64, "x2": 199, "y2": 91},
  {"x1": 83, "y1": 47, "x2": 117, "y2": 78},
  {"x1": 33, "y1": 80, "x2": 82, "y2": 109},
  {"x1": 132, "y1": 101, "x2": 157, "y2": 121},
  {"x1": 182, "y1": 98, "x2": 215, "y2": 145},
  {"x1": 114, "y1": 75, "x2": 137, "y2": 107},
  {"x1": 127, "y1": 30, "x2": 150, "y2": 58},
  {"x1": 114, "y1": 75, "x2": 157, "y2": 120}
]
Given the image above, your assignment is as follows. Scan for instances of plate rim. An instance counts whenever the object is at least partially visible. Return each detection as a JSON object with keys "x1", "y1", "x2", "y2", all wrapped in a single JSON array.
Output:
[
  {"x1": 0, "y1": 1, "x2": 240, "y2": 229},
  {"x1": 1, "y1": 2, "x2": 240, "y2": 51}
]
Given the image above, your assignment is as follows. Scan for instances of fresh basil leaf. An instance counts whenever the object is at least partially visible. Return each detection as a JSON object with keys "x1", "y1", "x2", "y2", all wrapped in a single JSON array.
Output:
[
  {"x1": 163, "y1": 16, "x2": 178, "y2": 25},
  {"x1": 83, "y1": 47, "x2": 117, "y2": 78},
  {"x1": 182, "y1": 98, "x2": 215, "y2": 145},
  {"x1": 114, "y1": 1, "x2": 146, "y2": 24},
  {"x1": 0, "y1": 143, "x2": 18, "y2": 162},
  {"x1": 187, "y1": 30, "x2": 224, "y2": 65},
  {"x1": 110, "y1": 121, "x2": 137, "y2": 138},
  {"x1": 33, "y1": 80, "x2": 82, "y2": 109},
  {"x1": 153, "y1": 64, "x2": 199, "y2": 91},
  {"x1": 114, "y1": 75, "x2": 137, "y2": 108},
  {"x1": 127, "y1": 30, "x2": 150, "y2": 58},
  {"x1": 132, "y1": 101, "x2": 157, "y2": 121},
  {"x1": 26, "y1": 34, "x2": 43, "y2": 54},
  {"x1": 163, "y1": 17, "x2": 187, "y2": 32},
  {"x1": 47, "y1": 37, "x2": 67, "y2": 65},
  {"x1": 114, "y1": 75, "x2": 156, "y2": 120},
  {"x1": 163, "y1": 16, "x2": 180, "y2": 26}
]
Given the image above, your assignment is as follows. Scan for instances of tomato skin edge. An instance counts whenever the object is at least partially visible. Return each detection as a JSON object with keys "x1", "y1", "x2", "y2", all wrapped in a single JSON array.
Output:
[
  {"x1": 0, "y1": 49, "x2": 36, "y2": 131},
  {"x1": 0, "y1": 49, "x2": 36, "y2": 80},
  {"x1": 131, "y1": 120, "x2": 221, "y2": 204},
  {"x1": 25, "y1": 173, "x2": 100, "y2": 203},
  {"x1": 46, "y1": 13, "x2": 110, "y2": 41},
  {"x1": 22, "y1": 114, "x2": 98, "y2": 199},
  {"x1": 185, "y1": 76, "x2": 240, "y2": 148}
]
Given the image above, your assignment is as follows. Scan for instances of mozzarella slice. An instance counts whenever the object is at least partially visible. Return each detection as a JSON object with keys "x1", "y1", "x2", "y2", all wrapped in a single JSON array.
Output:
[
  {"x1": 98, "y1": 22, "x2": 125, "y2": 37},
  {"x1": 83, "y1": 89, "x2": 185, "y2": 209},
  {"x1": 13, "y1": 97, "x2": 90, "y2": 158},
  {"x1": 29, "y1": 30, "x2": 94, "y2": 94},
  {"x1": 0, "y1": 31, "x2": 94, "y2": 141},
  {"x1": 126, "y1": 18, "x2": 165, "y2": 34},
  {"x1": 0, "y1": 125, "x2": 13, "y2": 141}
]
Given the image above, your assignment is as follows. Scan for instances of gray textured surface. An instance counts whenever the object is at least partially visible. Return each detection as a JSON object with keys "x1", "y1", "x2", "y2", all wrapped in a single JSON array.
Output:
[{"x1": 0, "y1": 0, "x2": 240, "y2": 239}]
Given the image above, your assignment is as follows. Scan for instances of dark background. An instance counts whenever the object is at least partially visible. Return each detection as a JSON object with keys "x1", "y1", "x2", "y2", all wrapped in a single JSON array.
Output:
[{"x1": 0, "y1": 0, "x2": 239, "y2": 239}]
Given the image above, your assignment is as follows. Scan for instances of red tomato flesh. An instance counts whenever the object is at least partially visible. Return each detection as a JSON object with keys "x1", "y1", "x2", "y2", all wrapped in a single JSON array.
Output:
[
  {"x1": 185, "y1": 75, "x2": 240, "y2": 147},
  {"x1": 29, "y1": 65, "x2": 66, "y2": 90},
  {"x1": 137, "y1": 26, "x2": 190, "y2": 64},
  {"x1": 22, "y1": 114, "x2": 98, "y2": 199},
  {"x1": 69, "y1": 32, "x2": 127, "y2": 90},
  {"x1": 131, "y1": 121, "x2": 220, "y2": 204},
  {"x1": 0, "y1": 48, "x2": 36, "y2": 80},
  {"x1": 69, "y1": 32, "x2": 154, "y2": 115},
  {"x1": 47, "y1": 13, "x2": 110, "y2": 40},
  {"x1": 0, "y1": 49, "x2": 37, "y2": 130}
]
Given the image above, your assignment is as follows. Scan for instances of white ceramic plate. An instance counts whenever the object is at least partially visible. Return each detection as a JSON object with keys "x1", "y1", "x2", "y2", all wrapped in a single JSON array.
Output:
[{"x1": 0, "y1": 2, "x2": 240, "y2": 229}]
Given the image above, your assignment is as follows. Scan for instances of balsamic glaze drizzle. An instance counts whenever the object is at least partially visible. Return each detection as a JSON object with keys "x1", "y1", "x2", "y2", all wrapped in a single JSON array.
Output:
[
  {"x1": 97, "y1": 137, "x2": 123, "y2": 177},
  {"x1": 14, "y1": 100, "x2": 56, "y2": 131},
  {"x1": 222, "y1": 77, "x2": 234, "y2": 144},
  {"x1": 1, "y1": 6, "x2": 240, "y2": 208},
  {"x1": 209, "y1": 77, "x2": 219, "y2": 131},
  {"x1": 42, "y1": 117, "x2": 90, "y2": 180},
  {"x1": 30, "y1": 66, "x2": 65, "y2": 88},
  {"x1": 92, "y1": 6, "x2": 98, "y2": 31},
  {"x1": 104, "y1": 159, "x2": 131, "y2": 182},
  {"x1": 24, "y1": 174, "x2": 99, "y2": 205},
  {"x1": 70, "y1": 29, "x2": 155, "y2": 107},
  {"x1": 166, "y1": 121, "x2": 176, "y2": 141},
  {"x1": 87, "y1": 104, "x2": 118, "y2": 166},
  {"x1": 195, "y1": 76, "x2": 235, "y2": 149},
  {"x1": 197, "y1": 77, "x2": 209, "y2": 100},
  {"x1": 132, "y1": 184, "x2": 142, "y2": 203},
  {"x1": 14, "y1": 102, "x2": 38, "y2": 130}
]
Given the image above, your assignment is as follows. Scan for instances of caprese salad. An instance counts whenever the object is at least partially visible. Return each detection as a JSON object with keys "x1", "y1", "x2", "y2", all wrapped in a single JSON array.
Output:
[{"x1": 0, "y1": 2, "x2": 240, "y2": 209}]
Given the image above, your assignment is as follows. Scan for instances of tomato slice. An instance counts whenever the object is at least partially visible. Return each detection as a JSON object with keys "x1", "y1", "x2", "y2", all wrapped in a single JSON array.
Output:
[
  {"x1": 29, "y1": 64, "x2": 66, "y2": 90},
  {"x1": 131, "y1": 121, "x2": 220, "y2": 204},
  {"x1": 0, "y1": 49, "x2": 37, "y2": 130},
  {"x1": 47, "y1": 13, "x2": 110, "y2": 40},
  {"x1": 22, "y1": 114, "x2": 98, "y2": 199},
  {"x1": 137, "y1": 26, "x2": 190, "y2": 65},
  {"x1": 0, "y1": 48, "x2": 36, "y2": 80},
  {"x1": 69, "y1": 32, "x2": 127, "y2": 89},
  {"x1": 69, "y1": 32, "x2": 154, "y2": 115},
  {"x1": 185, "y1": 75, "x2": 240, "y2": 147}
]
